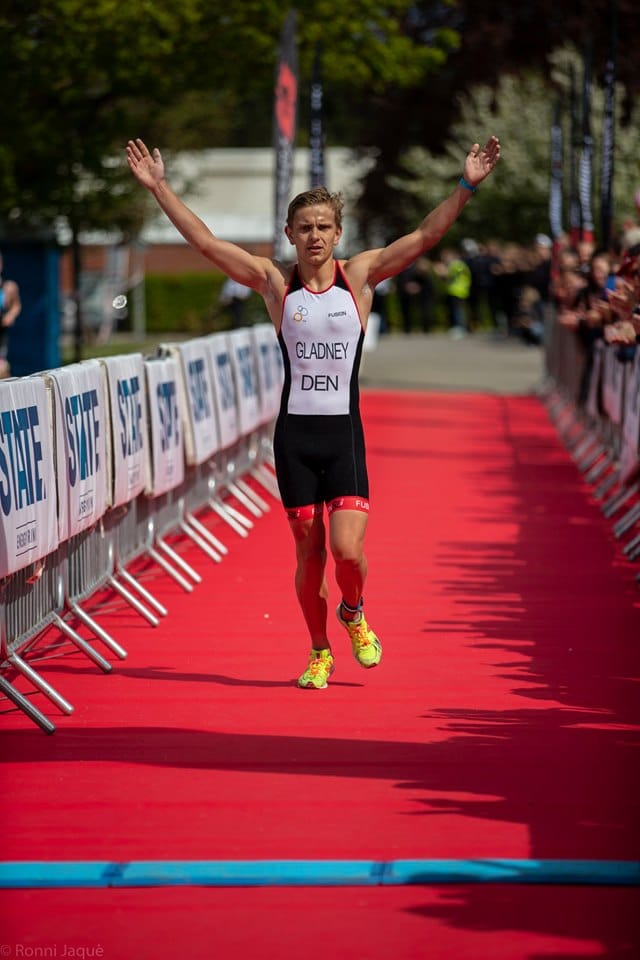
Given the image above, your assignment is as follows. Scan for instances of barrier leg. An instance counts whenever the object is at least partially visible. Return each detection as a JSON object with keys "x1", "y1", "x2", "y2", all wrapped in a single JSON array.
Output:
[
  {"x1": 571, "y1": 434, "x2": 599, "y2": 463},
  {"x1": 226, "y1": 481, "x2": 264, "y2": 518},
  {"x1": 208, "y1": 497, "x2": 251, "y2": 537},
  {"x1": 107, "y1": 576, "x2": 160, "y2": 627},
  {"x1": 147, "y1": 547, "x2": 195, "y2": 593},
  {"x1": 585, "y1": 452, "x2": 613, "y2": 484},
  {"x1": 622, "y1": 532, "x2": 640, "y2": 559},
  {"x1": 116, "y1": 564, "x2": 168, "y2": 617},
  {"x1": 184, "y1": 512, "x2": 228, "y2": 555},
  {"x1": 69, "y1": 602, "x2": 128, "y2": 660},
  {"x1": 220, "y1": 500, "x2": 254, "y2": 529},
  {"x1": 594, "y1": 470, "x2": 620, "y2": 501},
  {"x1": 52, "y1": 614, "x2": 112, "y2": 673},
  {"x1": 0, "y1": 674, "x2": 55, "y2": 734},
  {"x1": 578, "y1": 444, "x2": 608, "y2": 473},
  {"x1": 179, "y1": 520, "x2": 223, "y2": 564},
  {"x1": 235, "y1": 477, "x2": 270, "y2": 512},
  {"x1": 155, "y1": 538, "x2": 202, "y2": 584},
  {"x1": 251, "y1": 464, "x2": 281, "y2": 500},
  {"x1": 613, "y1": 502, "x2": 640, "y2": 539},
  {"x1": 9, "y1": 653, "x2": 73, "y2": 715},
  {"x1": 602, "y1": 483, "x2": 638, "y2": 519}
]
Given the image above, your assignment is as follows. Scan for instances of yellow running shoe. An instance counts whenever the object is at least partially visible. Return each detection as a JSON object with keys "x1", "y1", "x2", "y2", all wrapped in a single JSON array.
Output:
[
  {"x1": 336, "y1": 604, "x2": 382, "y2": 668},
  {"x1": 298, "y1": 648, "x2": 335, "y2": 689}
]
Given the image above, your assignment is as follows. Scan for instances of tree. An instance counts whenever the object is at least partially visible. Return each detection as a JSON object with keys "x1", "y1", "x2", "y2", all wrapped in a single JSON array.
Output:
[
  {"x1": 0, "y1": 1, "x2": 463, "y2": 354},
  {"x1": 0, "y1": 0, "x2": 458, "y2": 232},
  {"x1": 2, "y1": 2, "x2": 635, "y2": 293},
  {"x1": 351, "y1": 0, "x2": 639, "y2": 241},
  {"x1": 387, "y1": 47, "x2": 640, "y2": 246}
]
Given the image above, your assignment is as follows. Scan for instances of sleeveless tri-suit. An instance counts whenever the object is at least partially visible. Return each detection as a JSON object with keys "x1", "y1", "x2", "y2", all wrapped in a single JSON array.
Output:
[{"x1": 274, "y1": 261, "x2": 370, "y2": 521}]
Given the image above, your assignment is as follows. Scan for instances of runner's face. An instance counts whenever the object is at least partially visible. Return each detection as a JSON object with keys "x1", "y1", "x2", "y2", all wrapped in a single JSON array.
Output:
[{"x1": 286, "y1": 204, "x2": 342, "y2": 265}]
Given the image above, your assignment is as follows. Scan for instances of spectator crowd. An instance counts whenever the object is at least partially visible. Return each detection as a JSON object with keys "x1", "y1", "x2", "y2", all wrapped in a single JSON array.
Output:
[{"x1": 371, "y1": 220, "x2": 640, "y2": 359}]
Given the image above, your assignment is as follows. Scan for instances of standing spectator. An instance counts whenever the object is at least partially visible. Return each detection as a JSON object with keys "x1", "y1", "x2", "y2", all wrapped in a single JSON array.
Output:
[
  {"x1": 437, "y1": 247, "x2": 472, "y2": 338},
  {"x1": 528, "y1": 234, "x2": 553, "y2": 304},
  {"x1": 371, "y1": 277, "x2": 391, "y2": 335},
  {"x1": 552, "y1": 247, "x2": 588, "y2": 326},
  {"x1": 462, "y1": 238, "x2": 501, "y2": 330},
  {"x1": 414, "y1": 256, "x2": 437, "y2": 331},
  {"x1": 395, "y1": 262, "x2": 423, "y2": 333},
  {"x1": 515, "y1": 234, "x2": 554, "y2": 345},
  {"x1": 396, "y1": 258, "x2": 436, "y2": 333},
  {"x1": 573, "y1": 250, "x2": 616, "y2": 403},
  {"x1": 0, "y1": 251, "x2": 21, "y2": 378},
  {"x1": 493, "y1": 243, "x2": 527, "y2": 335}
]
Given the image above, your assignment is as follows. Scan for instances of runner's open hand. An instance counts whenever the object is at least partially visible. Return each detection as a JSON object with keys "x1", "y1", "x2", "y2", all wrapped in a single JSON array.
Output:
[
  {"x1": 126, "y1": 139, "x2": 165, "y2": 190},
  {"x1": 463, "y1": 136, "x2": 501, "y2": 188}
]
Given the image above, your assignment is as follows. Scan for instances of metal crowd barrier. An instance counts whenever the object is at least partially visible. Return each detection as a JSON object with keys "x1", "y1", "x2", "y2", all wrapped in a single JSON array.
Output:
[
  {"x1": 0, "y1": 325, "x2": 282, "y2": 732},
  {"x1": 104, "y1": 500, "x2": 168, "y2": 626},
  {"x1": 542, "y1": 313, "x2": 640, "y2": 583}
]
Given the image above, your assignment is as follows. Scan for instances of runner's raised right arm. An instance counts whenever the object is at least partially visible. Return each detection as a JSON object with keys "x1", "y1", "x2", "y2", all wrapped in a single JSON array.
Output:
[{"x1": 126, "y1": 139, "x2": 279, "y2": 299}]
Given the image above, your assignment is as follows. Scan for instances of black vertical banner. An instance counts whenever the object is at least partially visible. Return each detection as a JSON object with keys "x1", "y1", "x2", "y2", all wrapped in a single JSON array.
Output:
[
  {"x1": 273, "y1": 9, "x2": 298, "y2": 260},
  {"x1": 549, "y1": 97, "x2": 564, "y2": 241},
  {"x1": 578, "y1": 43, "x2": 595, "y2": 242},
  {"x1": 568, "y1": 65, "x2": 581, "y2": 244},
  {"x1": 600, "y1": 2, "x2": 617, "y2": 251},
  {"x1": 310, "y1": 43, "x2": 326, "y2": 188}
]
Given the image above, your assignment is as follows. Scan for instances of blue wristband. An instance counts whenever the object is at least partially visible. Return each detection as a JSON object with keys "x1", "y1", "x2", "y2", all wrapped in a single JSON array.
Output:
[{"x1": 459, "y1": 177, "x2": 477, "y2": 194}]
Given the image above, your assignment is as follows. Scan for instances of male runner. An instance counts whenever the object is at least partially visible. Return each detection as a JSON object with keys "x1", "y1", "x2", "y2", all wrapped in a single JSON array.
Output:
[{"x1": 126, "y1": 135, "x2": 500, "y2": 688}]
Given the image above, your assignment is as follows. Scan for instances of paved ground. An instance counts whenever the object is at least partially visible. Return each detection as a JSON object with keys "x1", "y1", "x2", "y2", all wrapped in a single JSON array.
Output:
[{"x1": 361, "y1": 330, "x2": 546, "y2": 395}]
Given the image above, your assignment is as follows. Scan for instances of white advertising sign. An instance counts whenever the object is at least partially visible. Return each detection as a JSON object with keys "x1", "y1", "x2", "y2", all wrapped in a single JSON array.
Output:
[
  {"x1": 166, "y1": 339, "x2": 219, "y2": 466},
  {"x1": 47, "y1": 360, "x2": 110, "y2": 542},
  {"x1": 144, "y1": 356, "x2": 185, "y2": 497},
  {"x1": 0, "y1": 377, "x2": 58, "y2": 577},
  {"x1": 206, "y1": 333, "x2": 239, "y2": 450},
  {"x1": 228, "y1": 328, "x2": 261, "y2": 435},
  {"x1": 252, "y1": 323, "x2": 282, "y2": 423},
  {"x1": 101, "y1": 354, "x2": 149, "y2": 509}
]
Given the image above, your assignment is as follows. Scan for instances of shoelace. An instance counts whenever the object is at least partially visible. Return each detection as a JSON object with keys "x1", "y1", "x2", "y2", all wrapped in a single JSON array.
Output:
[
  {"x1": 309, "y1": 654, "x2": 332, "y2": 675},
  {"x1": 345, "y1": 619, "x2": 371, "y2": 648}
]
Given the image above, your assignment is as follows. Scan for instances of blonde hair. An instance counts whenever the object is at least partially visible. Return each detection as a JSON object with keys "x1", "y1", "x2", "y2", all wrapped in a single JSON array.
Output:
[{"x1": 286, "y1": 187, "x2": 343, "y2": 229}]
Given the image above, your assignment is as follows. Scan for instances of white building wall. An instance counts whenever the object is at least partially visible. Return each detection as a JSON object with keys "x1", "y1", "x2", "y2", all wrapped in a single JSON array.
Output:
[{"x1": 141, "y1": 147, "x2": 375, "y2": 254}]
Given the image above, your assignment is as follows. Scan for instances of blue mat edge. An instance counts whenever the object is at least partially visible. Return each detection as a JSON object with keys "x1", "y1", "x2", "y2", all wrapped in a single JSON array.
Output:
[{"x1": 1, "y1": 859, "x2": 639, "y2": 888}]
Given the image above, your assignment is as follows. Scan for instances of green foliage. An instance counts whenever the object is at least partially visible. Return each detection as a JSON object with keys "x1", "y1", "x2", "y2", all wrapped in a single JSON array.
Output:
[
  {"x1": 2, "y1": 3, "x2": 635, "y2": 252},
  {"x1": 143, "y1": 272, "x2": 266, "y2": 334},
  {"x1": 144, "y1": 272, "x2": 225, "y2": 334},
  {"x1": 0, "y1": 0, "x2": 456, "y2": 237},
  {"x1": 388, "y1": 50, "x2": 640, "y2": 245}
]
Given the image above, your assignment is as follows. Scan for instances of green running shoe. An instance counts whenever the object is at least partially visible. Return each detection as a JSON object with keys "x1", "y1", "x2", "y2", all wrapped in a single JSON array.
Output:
[
  {"x1": 336, "y1": 604, "x2": 382, "y2": 668},
  {"x1": 298, "y1": 648, "x2": 335, "y2": 689}
]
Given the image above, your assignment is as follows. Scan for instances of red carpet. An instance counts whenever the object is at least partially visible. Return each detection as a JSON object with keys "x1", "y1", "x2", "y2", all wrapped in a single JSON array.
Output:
[{"x1": 1, "y1": 391, "x2": 639, "y2": 958}]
